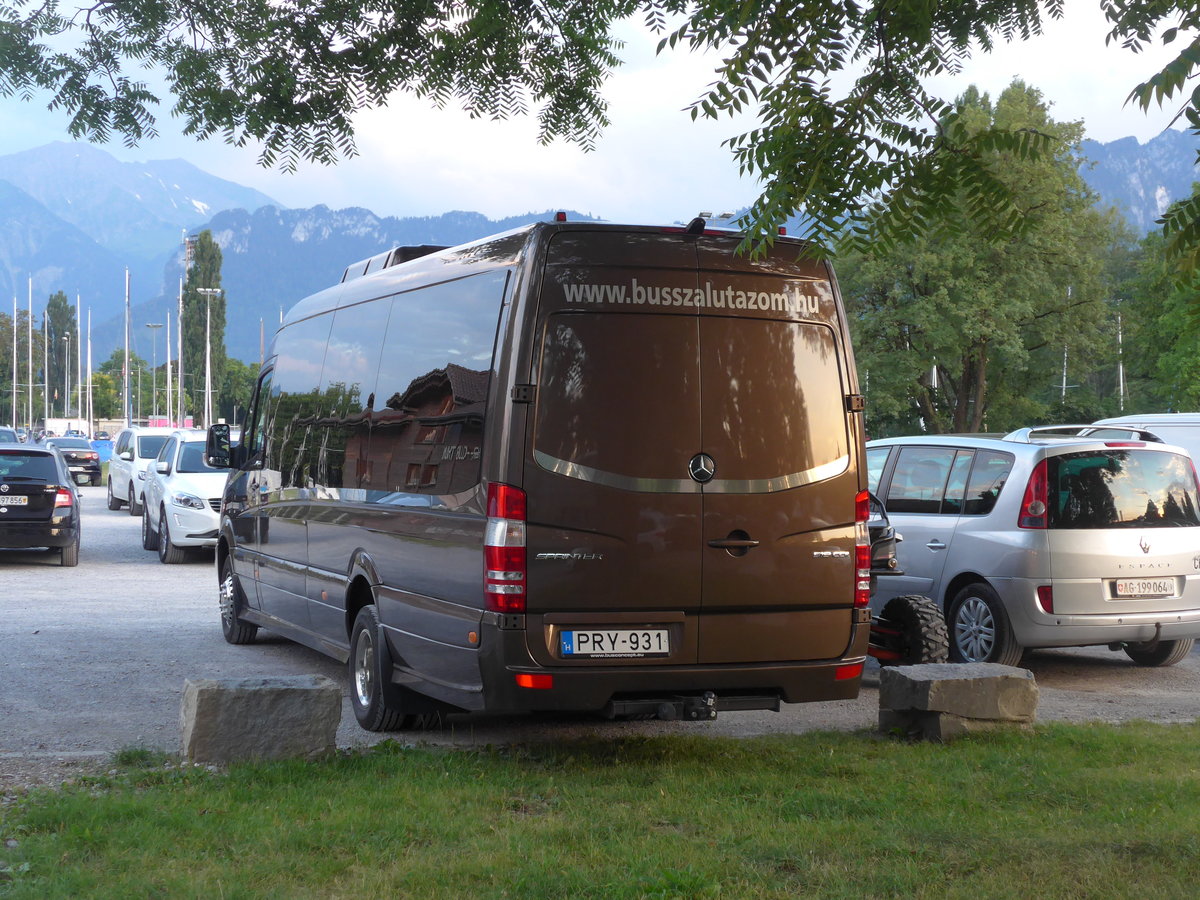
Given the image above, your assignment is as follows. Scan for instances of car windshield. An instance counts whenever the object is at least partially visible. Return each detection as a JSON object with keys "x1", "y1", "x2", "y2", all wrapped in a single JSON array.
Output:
[
  {"x1": 137, "y1": 436, "x2": 169, "y2": 458},
  {"x1": 1049, "y1": 449, "x2": 1200, "y2": 529},
  {"x1": 0, "y1": 451, "x2": 59, "y2": 481},
  {"x1": 178, "y1": 441, "x2": 221, "y2": 474}
]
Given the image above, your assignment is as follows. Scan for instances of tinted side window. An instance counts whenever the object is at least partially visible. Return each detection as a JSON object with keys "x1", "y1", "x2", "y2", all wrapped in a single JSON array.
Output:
[
  {"x1": 963, "y1": 450, "x2": 1014, "y2": 515},
  {"x1": 244, "y1": 368, "x2": 274, "y2": 462},
  {"x1": 367, "y1": 271, "x2": 508, "y2": 497},
  {"x1": 265, "y1": 316, "x2": 334, "y2": 487},
  {"x1": 885, "y1": 447, "x2": 957, "y2": 514},
  {"x1": 866, "y1": 447, "x2": 892, "y2": 495},
  {"x1": 940, "y1": 451, "x2": 974, "y2": 514}
]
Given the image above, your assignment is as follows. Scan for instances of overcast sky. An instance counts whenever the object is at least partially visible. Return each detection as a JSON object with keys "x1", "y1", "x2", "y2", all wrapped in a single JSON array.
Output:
[{"x1": 0, "y1": 2, "x2": 1189, "y2": 223}]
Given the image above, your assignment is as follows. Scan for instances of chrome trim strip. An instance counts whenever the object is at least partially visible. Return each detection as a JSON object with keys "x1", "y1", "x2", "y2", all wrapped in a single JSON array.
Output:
[{"x1": 534, "y1": 451, "x2": 850, "y2": 494}]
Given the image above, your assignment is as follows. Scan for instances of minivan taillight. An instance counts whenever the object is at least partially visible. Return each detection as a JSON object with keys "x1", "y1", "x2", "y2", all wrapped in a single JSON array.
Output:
[
  {"x1": 54, "y1": 488, "x2": 74, "y2": 508},
  {"x1": 854, "y1": 489, "x2": 870, "y2": 608},
  {"x1": 1018, "y1": 460, "x2": 1048, "y2": 529},
  {"x1": 485, "y1": 483, "x2": 527, "y2": 613}
]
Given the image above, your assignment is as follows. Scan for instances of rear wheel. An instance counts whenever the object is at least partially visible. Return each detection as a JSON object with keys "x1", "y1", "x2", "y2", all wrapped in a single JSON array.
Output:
[
  {"x1": 59, "y1": 532, "x2": 80, "y2": 567},
  {"x1": 872, "y1": 594, "x2": 950, "y2": 666},
  {"x1": 1124, "y1": 638, "x2": 1195, "y2": 667},
  {"x1": 349, "y1": 606, "x2": 415, "y2": 732},
  {"x1": 141, "y1": 506, "x2": 159, "y2": 550},
  {"x1": 948, "y1": 583, "x2": 1023, "y2": 666},
  {"x1": 128, "y1": 482, "x2": 141, "y2": 516},
  {"x1": 158, "y1": 509, "x2": 187, "y2": 564},
  {"x1": 106, "y1": 478, "x2": 122, "y2": 510},
  {"x1": 219, "y1": 556, "x2": 258, "y2": 644},
  {"x1": 90, "y1": 474, "x2": 100, "y2": 486}
]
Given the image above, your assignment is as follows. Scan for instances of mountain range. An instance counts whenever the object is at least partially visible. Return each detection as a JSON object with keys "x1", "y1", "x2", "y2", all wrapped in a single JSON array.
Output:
[{"x1": 0, "y1": 132, "x2": 1195, "y2": 364}]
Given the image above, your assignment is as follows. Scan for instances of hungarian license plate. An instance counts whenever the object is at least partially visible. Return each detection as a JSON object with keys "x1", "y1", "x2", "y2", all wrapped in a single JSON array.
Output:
[
  {"x1": 0, "y1": 495, "x2": 28, "y2": 506},
  {"x1": 1115, "y1": 578, "x2": 1175, "y2": 598},
  {"x1": 560, "y1": 629, "x2": 670, "y2": 658}
]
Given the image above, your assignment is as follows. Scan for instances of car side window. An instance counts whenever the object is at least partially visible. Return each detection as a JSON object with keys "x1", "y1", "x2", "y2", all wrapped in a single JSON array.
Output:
[
  {"x1": 866, "y1": 446, "x2": 891, "y2": 495},
  {"x1": 885, "y1": 447, "x2": 957, "y2": 514},
  {"x1": 157, "y1": 437, "x2": 176, "y2": 474},
  {"x1": 941, "y1": 451, "x2": 975, "y2": 514},
  {"x1": 963, "y1": 450, "x2": 1015, "y2": 515}
]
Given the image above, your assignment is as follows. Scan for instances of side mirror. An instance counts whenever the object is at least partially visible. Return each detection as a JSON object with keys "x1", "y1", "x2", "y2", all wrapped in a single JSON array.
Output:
[
  {"x1": 207, "y1": 423, "x2": 232, "y2": 468},
  {"x1": 119, "y1": 450, "x2": 133, "y2": 461},
  {"x1": 156, "y1": 460, "x2": 170, "y2": 474}
]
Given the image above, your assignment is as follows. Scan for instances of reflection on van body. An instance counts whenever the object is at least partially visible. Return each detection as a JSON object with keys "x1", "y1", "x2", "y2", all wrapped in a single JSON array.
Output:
[{"x1": 212, "y1": 222, "x2": 871, "y2": 730}]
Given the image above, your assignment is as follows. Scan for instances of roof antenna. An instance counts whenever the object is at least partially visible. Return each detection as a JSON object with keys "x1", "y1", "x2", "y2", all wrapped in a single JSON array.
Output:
[{"x1": 685, "y1": 212, "x2": 710, "y2": 235}]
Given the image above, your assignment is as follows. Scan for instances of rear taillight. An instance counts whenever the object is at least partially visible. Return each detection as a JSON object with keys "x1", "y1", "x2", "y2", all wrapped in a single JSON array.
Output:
[
  {"x1": 54, "y1": 488, "x2": 74, "y2": 508},
  {"x1": 1036, "y1": 586, "x2": 1054, "y2": 614},
  {"x1": 485, "y1": 482, "x2": 526, "y2": 613},
  {"x1": 1018, "y1": 459, "x2": 1048, "y2": 529},
  {"x1": 854, "y1": 489, "x2": 870, "y2": 608}
]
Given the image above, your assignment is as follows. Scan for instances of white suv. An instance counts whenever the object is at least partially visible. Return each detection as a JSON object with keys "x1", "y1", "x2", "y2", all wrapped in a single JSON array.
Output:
[
  {"x1": 140, "y1": 430, "x2": 227, "y2": 563},
  {"x1": 106, "y1": 426, "x2": 176, "y2": 515}
]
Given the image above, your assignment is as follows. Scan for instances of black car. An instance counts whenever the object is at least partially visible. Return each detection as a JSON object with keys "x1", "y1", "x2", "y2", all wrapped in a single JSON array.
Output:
[
  {"x1": 44, "y1": 437, "x2": 102, "y2": 486},
  {"x1": 0, "y1": 443, "x2": 81, "y2": 566}
]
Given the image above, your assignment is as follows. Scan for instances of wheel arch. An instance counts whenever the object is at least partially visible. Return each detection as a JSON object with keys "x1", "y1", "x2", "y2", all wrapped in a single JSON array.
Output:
[
  {"x1": 345, "y1": 549, "x2": 382, "y2": 641},
  {"x1": 942, "y1": 571, "x2": 993, "y2": 612}
]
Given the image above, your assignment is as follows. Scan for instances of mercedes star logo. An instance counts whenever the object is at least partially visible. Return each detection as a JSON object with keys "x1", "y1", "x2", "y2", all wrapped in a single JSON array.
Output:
[
  {"x1": 0, "y1": 484, "x2": 8, "y2": 493},
  {"x1": 688, "y1": 453, "x2": 716, "y2": 484}
]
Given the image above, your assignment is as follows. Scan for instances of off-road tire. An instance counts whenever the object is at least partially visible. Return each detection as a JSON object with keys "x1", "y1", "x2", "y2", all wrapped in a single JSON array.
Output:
[
  {"x1": 948, "y1": 583, "x2": 1023, "y2": 666},
  {"x1": 219, "y1": 556, "x2": 258, "y2": 645},
  {"x1": 875, "y1": 594, "x2": 950, "y2": 666},
  {"x1": 1124, "y1": 638, "x2": 1195, "y2": 667}
]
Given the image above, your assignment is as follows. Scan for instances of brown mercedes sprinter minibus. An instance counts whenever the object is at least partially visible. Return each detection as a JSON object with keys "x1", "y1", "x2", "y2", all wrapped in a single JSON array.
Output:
[{"x1": 208, "y1": 220, "x2": 871, "y2": 730}]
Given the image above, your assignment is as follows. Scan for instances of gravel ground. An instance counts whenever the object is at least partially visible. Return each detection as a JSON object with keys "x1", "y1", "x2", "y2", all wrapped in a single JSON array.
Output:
[{"x1": 3, "y1": 485, "x2": 1200, "y2": 796}]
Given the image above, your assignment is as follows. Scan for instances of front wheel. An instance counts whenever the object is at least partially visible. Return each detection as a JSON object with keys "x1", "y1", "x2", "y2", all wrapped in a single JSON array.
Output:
[
  {"x1": 157, "y1": 509, "x2": 187, "y2": 564},
  {"x1": 871, "y1": 594, "x2": 950, "y2": 666},
  {"x1": 1124, "y1": 638, "x2": 1195, "y2": 667},
  {"x1": 128, "y1": 483, "x2": 142, "y2": 516},
  {"x1": 141, "y1": 506, "x2": 159, "y2": 551},
  {"x1": 349, "y1": 606, "x2": 415, "y2": 732},
  {"x1": 106, "y1": 478, "x2": 122, "y2": 510},
  {"x1": 947, "y1": 583, "x2": 1023, "y2": 666},
  {"x1": 219, "y1": 556, "x2": 258, "y2": 644}
]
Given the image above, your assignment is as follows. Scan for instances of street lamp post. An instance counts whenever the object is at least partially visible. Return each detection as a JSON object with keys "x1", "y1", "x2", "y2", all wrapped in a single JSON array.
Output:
[
  {"x1": 146, "y1": 323, "x2": 163, "y2": 421},
  {"x1": 196, "y1": 288, "x2": 222, "y2": 428},
  {"x1": 62, "y1": 333, "x2": 70, "y2": 421}
]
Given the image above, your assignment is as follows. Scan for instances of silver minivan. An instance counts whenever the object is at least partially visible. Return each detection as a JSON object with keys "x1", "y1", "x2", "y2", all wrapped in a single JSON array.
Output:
[{"x1": 868, "y1": 432, "x2": 1200, "y2": 666}]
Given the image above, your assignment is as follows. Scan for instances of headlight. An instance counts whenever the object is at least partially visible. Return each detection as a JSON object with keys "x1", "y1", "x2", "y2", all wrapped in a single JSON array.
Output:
[{"x1": 171, "y1": 492, "x2": 207, "y2": 511}]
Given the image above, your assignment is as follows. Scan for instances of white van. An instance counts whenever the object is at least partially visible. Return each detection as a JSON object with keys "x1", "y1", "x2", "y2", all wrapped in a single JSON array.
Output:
[{"x1": 1091, "y1": 414, "x2": 1200, "y2": 462}]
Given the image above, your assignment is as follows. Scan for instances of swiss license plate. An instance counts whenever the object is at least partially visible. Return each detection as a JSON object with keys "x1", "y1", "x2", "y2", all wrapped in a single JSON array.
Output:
[
  {"x1": 1116, "y1": 578, "x2": 1175, "y2": 598},
  {"x1": 560, "y1": 629, "x2": 670, "y2": 658},
  {"x1": 0, "y1": 495, "x2": 28, "y2": 506}
]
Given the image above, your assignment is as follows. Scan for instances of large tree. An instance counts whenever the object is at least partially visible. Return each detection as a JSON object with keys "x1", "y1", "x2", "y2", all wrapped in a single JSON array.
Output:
[
  {"x1": 2, "y1": 2, "x2": 1198, "y2": 264},
  {"x1": 181, "y1": 230, "x2": 227, "y2": 423},
  {"x1": 45, "y1": 290, "x2": 76, "y2": 418},
  {"x1": 842, "y1": 82, "x2": 1120, "y2": 435}
]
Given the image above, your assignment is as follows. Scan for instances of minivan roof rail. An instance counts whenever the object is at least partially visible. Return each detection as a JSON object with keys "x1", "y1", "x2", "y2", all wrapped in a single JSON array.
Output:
[
  {"x1": 1004, "y1": 424, "x2": 1166, "y2": 444},
  {"x1": 341, "y1": 245, "x2": 449, "y2": 284}
]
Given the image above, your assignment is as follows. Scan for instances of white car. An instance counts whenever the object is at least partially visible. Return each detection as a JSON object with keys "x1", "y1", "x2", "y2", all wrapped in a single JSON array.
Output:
[
  {"x1": 141, "y1": 430, "x2": 228, "y2": 563},
  {"x1": 107, "y1": 426, "x2": 176, "y2": 515}
]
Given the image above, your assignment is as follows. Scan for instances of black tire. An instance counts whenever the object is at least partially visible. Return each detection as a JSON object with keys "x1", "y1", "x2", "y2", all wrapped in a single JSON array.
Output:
[
  {"x1": 128, "y1": 483, "x2": 141, "y2": 516},
  {"x1": 874, "y1": 594, "x2": 950, "y2": 666},
  {"x1": 141, "y1": 506, "x2": 159, "y2": 551},
  {"x1": 219, "y1": 556, "x2": 258, "y2": 644},
  {"x1": 59, "y1": 532, "x2": 80, "y2": 567},
  {"x1": 106, "y1": 478, "x2": 122, "y2": 510},
  {"x1": 90, "y1": 475, "x2": 100, "y2": 486},
  {"x1": 349, "y1": 606, "x2": 414, "y2": 732},
  {"x1": 1124, "y1": 638, "x2": 1195, "y2": 667},
  {"x1": 947, "y1": 583, "x2": 1023, "y2": 666},
  {"x1": 157, "y1": 509, "x2": 187, "y2": 564}
]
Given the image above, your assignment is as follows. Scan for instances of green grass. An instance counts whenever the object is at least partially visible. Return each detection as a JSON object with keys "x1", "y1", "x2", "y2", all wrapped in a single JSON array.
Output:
[{"x1": 3, "y1": 723, "x2": 1200, "y2": 898}]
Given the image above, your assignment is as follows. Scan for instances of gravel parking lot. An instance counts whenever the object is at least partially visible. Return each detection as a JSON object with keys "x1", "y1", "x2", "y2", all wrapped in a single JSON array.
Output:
[{"x1": 3, "y1": 485, "x2": 1200, "y2": 788}]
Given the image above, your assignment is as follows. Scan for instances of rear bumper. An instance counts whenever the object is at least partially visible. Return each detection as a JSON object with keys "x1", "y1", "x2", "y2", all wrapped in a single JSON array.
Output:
[
  {"x1": 1000, "y1": 581, "x2": 1200, "y2": 647},
  {"x1": 0, "y1": 521, "x2": 77, "y2": 549},
  {"x1": 476, "y1": 613, "x2": 871, "y2": 714}
]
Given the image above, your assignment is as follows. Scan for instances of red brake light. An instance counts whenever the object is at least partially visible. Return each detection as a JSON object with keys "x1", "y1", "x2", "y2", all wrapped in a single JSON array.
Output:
[
  {"x1": 854, "y1": 489, "x2": 870, "y2": 608},
  {"x1": 54, "y1": 488, "x2": 74, "y2": 508},
  {"x1": 515, "y1": 673, "x2": 553, "y2": 689},
  {"x1": 1036, "y1": 586, "x2": 1054, "y2": 614},
  {"x1": 1104, "y1": 441, "x2": 1145, "y2": 448},
  {"x1": 1019, "y1": 459, "x2": 1048, "y2": 529},
  {"x1": 485, "y1": 482, "x2": 527, "y2": 613},
  {"x1": 836, "y1": 662, "x2": 864, "y2": 681}
]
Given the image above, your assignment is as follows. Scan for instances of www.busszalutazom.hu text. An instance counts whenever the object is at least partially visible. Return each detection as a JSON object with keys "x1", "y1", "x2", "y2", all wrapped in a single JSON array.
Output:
[{"x1": 562, "y1": 279, "x2": 827, "y2": 316}]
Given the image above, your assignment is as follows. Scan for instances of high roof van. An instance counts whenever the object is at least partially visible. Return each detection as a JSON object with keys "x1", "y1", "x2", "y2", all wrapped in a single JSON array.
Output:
[{"x1": 207, "y1": 221, "x2": 872, "y2": 730}]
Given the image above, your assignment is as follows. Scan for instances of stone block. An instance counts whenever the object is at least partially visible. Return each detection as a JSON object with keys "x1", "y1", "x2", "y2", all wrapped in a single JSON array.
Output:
[
  {"x1": 878, "y1": 663, "x2": 1038, "y2": 722},
  {"x1": 180, "y1": 675, "x2": 341, "y2": 765},
  {"x1": 880, "y1": 708, "x2": 1036, "y2": 742}
]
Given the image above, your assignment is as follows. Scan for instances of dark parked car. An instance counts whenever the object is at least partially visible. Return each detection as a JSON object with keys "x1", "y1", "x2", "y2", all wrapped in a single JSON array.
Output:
[
  {"x1": 0, "y1": 443, "x2": 81, "y2": 566},
  {"x1": 44, "y1": 437, "x2": 102, "y2": 486}
]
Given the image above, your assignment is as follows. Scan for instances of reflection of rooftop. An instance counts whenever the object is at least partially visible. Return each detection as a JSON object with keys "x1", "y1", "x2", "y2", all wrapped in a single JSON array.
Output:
[{"x1": 386, "y1": 363, "x2": 489, "y2": 413}]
